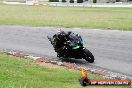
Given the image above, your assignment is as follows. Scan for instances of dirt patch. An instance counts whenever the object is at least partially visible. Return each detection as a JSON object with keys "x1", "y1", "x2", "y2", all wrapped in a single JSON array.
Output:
[{"x1": 36, "y1": 61, "x2": 62, "y2": 68}]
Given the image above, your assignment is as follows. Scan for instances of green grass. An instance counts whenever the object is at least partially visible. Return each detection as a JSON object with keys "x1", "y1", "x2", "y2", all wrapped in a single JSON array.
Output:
[
  {"x1": 0, "y1": 54, "x2": 80, "y2": 88},
  {"x1": 0, "y1": 54, "x2": 131, "y2": 88},
  {"x1": 0, "y1": 0, "x2": 3, "y2": 4},
  {"x1": 0, "y1": 4, "x2": 132, "y2": 30}
]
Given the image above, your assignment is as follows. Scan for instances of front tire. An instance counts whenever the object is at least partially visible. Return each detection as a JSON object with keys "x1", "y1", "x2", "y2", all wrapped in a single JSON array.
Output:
[{"x1": 82, "y1": 48, "x2": 94, "y2": 63}]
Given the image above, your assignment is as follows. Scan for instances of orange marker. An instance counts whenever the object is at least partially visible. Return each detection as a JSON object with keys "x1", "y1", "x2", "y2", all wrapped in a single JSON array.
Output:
[{"x1": 81, "y1": 68, "x2": 89, "y2": 78}]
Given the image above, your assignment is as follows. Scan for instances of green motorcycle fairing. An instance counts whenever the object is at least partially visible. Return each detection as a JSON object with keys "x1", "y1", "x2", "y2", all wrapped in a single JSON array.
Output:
[{"x1": 72, "y1": 45, "x2": 81, "y2": 49}]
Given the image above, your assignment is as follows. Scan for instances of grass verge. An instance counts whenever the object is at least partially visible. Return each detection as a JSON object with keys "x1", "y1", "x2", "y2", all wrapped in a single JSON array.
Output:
[
  {"x1": 0, "y1": 54, "x2": 131, "y2": 88},
  {"x1": 0, "y1": 4, "x2": 132, "y2": 30}
]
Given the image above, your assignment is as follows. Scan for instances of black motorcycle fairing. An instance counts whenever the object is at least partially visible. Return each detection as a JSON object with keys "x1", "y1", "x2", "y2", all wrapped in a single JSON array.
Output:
[
  {"x1": 57, "y1": 46, "x2": 84, "y2": 59},
  {"x1": 50, "y1": 31, "x2": 83, "y2": 52}
]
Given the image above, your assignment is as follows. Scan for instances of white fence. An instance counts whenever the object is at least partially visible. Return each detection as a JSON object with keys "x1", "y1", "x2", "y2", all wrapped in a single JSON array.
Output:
[
  {"x1": 48, "y1": 2, "x2": 132, "y2": 7},
  {"x1": 2, "y1": 1, "x2": 132, "y2": 7}
]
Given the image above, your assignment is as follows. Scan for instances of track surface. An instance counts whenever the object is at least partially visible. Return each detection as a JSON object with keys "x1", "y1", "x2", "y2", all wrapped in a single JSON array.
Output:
[{"x1": 0, "y1": 26, "x2": 132, "y2": 77}]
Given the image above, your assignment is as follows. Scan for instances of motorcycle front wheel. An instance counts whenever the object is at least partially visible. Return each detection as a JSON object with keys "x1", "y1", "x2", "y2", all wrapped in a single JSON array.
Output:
[{"x1": 82, "y1": 48, "x2": 95, "y2": 63}]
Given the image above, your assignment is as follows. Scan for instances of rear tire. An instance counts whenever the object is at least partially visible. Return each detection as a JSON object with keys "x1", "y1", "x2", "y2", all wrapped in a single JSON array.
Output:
[{"x1": 83, "y1": 49, "x2": 94, "y2": 63}]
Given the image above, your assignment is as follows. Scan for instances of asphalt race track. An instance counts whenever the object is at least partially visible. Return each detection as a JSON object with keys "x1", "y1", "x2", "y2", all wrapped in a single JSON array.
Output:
[{"x1": 0, "y1": 26, "x2": 132, "y2": 78}]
